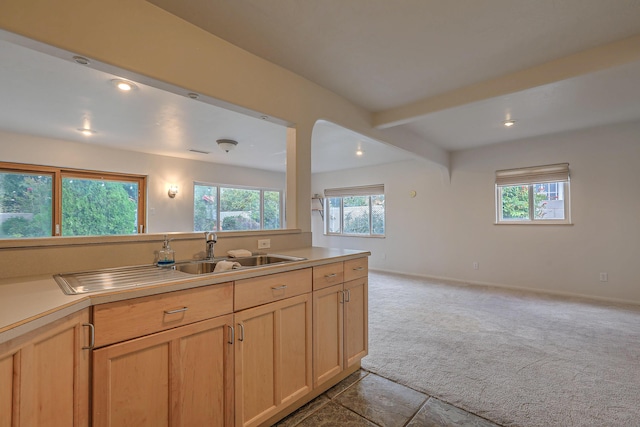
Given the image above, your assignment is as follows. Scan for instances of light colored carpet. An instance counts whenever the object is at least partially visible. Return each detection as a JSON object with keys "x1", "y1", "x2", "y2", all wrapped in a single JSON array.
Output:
[{"x1": 361, "y1": 271, "x2": 640, "y2": 427}]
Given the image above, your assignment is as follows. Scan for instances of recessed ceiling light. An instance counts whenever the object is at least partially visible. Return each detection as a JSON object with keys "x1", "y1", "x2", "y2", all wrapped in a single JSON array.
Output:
[
  {"x1": 111, "y1": 79, "x2": 138, "y2": 91},
  {"x1": 77, "y1": 128, "x2": 96, "y2": 136},
  {"x1": 72, "y1": 56, "x2": 90, "y2": 65},
  {"x1": 356, "y1": 149, "x2": 364, "y2": 156},
  {"x1": 187, "y1": 92, "x2": 199, "y2": 99},
  {"x1": 503, "y1": 119, "x2": 516, "y2": 127}
]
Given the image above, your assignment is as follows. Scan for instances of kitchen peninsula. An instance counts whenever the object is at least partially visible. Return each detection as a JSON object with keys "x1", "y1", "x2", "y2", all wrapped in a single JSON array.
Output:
[{"x1": 0, "y1": 243, "x2": 369, "y2": 427}]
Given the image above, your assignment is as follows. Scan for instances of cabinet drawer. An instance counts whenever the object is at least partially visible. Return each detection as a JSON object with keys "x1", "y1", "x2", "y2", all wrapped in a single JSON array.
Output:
[
  {"x1": 235, "y1": 268, "x2": 312, "y2": 311},
  {"x1": 93, "y1": 282, "x2": 233, "y2": 347},
  {"x1": 313, "y1": 262, "x2": 344, "y2": 290},
  {"x1": 344, "y1": 257, "x2": 368, "y2": 282}
]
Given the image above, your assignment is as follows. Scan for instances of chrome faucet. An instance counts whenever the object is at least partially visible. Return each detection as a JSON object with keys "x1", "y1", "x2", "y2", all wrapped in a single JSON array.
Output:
[{"x1": 205, "y1": 231, "x2": 217, "y2": 259}]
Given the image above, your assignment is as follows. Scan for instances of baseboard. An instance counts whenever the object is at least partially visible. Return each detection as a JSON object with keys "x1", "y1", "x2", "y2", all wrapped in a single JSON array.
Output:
[{"x1": 370, "y1": 268, "x2": 640, "y2": 307}]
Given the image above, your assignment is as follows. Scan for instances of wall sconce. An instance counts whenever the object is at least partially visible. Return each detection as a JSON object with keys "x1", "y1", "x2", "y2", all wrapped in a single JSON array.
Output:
[{"x1": 168, "y1": 185, "x2": 179, "y2": 198}]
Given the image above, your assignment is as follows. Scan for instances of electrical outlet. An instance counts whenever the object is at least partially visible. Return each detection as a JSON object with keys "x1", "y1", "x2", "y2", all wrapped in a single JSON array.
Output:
[
  {"x1": 599, "y1": 272, "x2": 608, "y2": 282},
  {"x1": 258, "y1": 239, "x2": 271, "y2": 249},
  {"x1": 473, "y1": 262, "x2": 479, "y2": 270}
]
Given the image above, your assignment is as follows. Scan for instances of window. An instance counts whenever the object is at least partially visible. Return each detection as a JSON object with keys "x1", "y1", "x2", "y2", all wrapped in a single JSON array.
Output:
[
  {"x1": 324, "y1": 185, "x2": 385, "y2": 236},
  {"x1": 61, "y1": 172, "x2": 143, "y2": 236},
  {"x1": 193, "y1": 183, "x2": 283, "y2": 231},
  {"x1": 0, "y1": 162, "x2": 146, "y2": 238},
  {"x1": 495, "y1": 163, "x2": 570, "y2": 224}
]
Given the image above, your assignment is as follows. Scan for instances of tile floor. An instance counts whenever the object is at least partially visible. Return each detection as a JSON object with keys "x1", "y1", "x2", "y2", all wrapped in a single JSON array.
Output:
[{"x1": 274, "y1": 370, "x2": 501, "y2": 427}]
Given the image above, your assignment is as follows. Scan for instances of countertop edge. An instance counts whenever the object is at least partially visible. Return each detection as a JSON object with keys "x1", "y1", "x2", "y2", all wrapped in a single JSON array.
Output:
[{"x1": 0, "y1": 247, "x2": 370, "y2": 345}]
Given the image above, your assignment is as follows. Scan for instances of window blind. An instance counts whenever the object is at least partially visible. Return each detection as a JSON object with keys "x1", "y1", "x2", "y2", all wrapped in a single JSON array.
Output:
[
  {"x1": 324, "y1": 184, "x2": 384, "y2": 197},
  {"x1": 495, "y1": 163, "x2": 569, "y2": 186}
]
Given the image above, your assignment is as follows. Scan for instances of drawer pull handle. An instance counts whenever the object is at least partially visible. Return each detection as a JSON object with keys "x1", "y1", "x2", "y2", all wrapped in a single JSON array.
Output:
[
  {"x1": 271, "y1": 285, "x2": 287, "y2": 290},
  {"x1": 353, "y1": 267, "x2": 365, "y2": 271},
  {"x1": 325, "y1": 273, "x2": 337, "y2": 278},
  {"x1": 82, "y1": 323, "x2": 95, "y2": 350},
  {"x1": 164, "y1": 307, "x2": 188, "y2": 315}
]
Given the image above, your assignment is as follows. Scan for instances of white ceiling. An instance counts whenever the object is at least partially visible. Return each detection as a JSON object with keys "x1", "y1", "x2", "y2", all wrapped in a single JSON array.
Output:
[
  {"x1": 2, "y1": 1, "x2": 640, "y2": 174},
  {"x1": 405, "y1": 59, "x2": 640, "y2": 150},
  {"x1": 148, "y1": 0, "x2": 640, "y2": 151},
  {"x1": 0, "y1": 33, "x2": 413, "y2": 173}
]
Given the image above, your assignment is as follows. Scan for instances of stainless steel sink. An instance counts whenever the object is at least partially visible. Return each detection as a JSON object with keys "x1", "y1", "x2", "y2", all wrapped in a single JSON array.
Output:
[
  {"x1": 174, "y1": 254, "x2": 306, "y2": 275},
  {"x1": 54, "y1": 254, "x2": 307, "y2": 294},
  {"x1": 232, "y1": 254, "x2": 305, "y2": 267},
  {"x1": 174, "y1": 261, "x2": 218, "y2": 274}
]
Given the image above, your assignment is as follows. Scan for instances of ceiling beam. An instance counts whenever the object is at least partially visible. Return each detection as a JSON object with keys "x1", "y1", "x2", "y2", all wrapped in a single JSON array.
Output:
[{"x1": 373, "y1": 33, "x2": 640, "y2": 129}]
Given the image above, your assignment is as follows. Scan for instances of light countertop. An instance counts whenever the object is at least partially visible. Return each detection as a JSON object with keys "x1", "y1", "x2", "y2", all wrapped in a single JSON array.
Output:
[{"x1": 0, "y1": 247, "x2": 370, "y2": 344}]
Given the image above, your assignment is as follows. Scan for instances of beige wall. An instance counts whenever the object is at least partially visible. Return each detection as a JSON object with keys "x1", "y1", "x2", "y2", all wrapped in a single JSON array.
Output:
[
  {"x1": 313, "y1": 120, "x2": 640, "y2": 304},
  {"x1": 0, "y1": 231, "x2": 311, "y2": 279}
]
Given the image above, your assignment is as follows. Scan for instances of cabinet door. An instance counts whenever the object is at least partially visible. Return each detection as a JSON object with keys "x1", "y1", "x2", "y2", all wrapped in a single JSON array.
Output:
[
  {"x1": 0, "y1": 352, "x2": 14, "y2": 427},
  {"x1": 235, "y1": 293, "x2": 312, "y2": 427},
  {"x1": 312, "y1": 283, "x2": 344, "y2": 388},
  {"x1": 0, "y1": 309, "x2": 90, "y2": 427},
  {"x1": 93, "y1": 314, "x2": 234, "y2": 427},
  {"x1": 344, "y1": 277, "x2": 368, "y2": 368}
]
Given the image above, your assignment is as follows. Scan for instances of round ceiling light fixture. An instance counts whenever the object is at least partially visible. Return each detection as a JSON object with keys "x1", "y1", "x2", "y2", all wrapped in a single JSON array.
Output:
[
  {"x1": 503, "y1": 119, "x2": 516, "y2": 127},
  {"x1": 217, "y1": 139, "x2": 238, "y2": 153},
  {"x1": 111, "y1": 79, "x2": 138, "y2": 92}
]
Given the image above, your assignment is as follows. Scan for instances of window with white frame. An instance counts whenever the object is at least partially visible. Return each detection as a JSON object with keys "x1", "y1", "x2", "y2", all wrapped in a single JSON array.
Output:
[
  {"x1": 324, "y1": 185, "x2": 385, "y2": 236},
  {"x1": 194, "y1": 183, "x2": 282, "y2": 231},
  {"x1": 495, "y1": 163, "x2": 571, "y2": 224}
]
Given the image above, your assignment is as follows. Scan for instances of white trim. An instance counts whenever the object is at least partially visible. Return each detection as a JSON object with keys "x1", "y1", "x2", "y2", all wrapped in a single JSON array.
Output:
[
  {"x1": 495, "y1": 181, "x2": 571, "y2": 224},
  {"x1": 369, "y1": 268, "x2": 640, "y2": 307}
]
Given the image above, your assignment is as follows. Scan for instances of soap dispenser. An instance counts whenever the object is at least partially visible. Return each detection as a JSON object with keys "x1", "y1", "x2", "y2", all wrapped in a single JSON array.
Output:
[{"x1": 157, "y1": 235, "x2": 175, "y2": 267}]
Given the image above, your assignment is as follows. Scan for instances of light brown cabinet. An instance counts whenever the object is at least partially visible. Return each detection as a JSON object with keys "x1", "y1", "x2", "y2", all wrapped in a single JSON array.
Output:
[
  {"x1": 91, "y1": 282, "x2": 234, "y2": 427},
  {"x1": 344, "y1": 276, "x2": 368, "y2": 368},
  {"x1": 92, "y1": 314, "x2": 234, "y2": 427},
  {"x1": 313, "y1": 259, "x2": 368, "y2": 388},
  {"x1": 92, "y1": 282, "x2": 233, "y2": 348},
  {"x1": 2, "y1": 254, "x2": 368, "y2": 427},
  {"x1": 0, "y1": 308, "x2": 90, "y2": 427},
  {"x1": 234, "y1": 271, "x2": 313, "y2": 427},
  {"x1": 312, "y1": 283, "x2": 344, "y2": 388}
]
